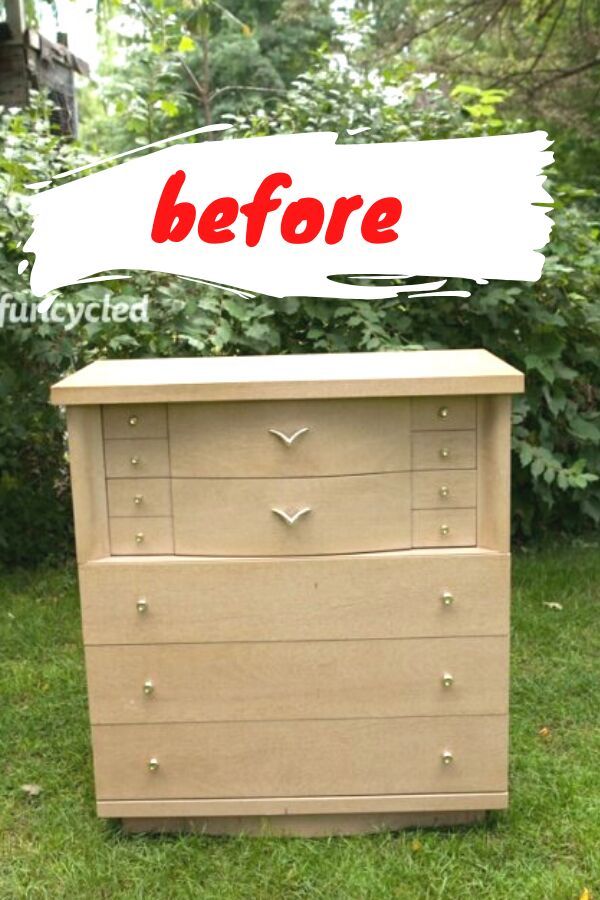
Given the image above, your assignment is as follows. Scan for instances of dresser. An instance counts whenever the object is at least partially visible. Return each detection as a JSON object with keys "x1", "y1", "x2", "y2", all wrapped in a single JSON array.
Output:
[{"x1": 51, "y1": 349, "x2": 524, "y2": 836}]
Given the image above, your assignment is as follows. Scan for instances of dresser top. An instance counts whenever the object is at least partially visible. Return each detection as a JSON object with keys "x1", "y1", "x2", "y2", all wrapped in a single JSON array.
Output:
[{"x1": 51, "y1": 349, "x2": 524, "y2": 405}]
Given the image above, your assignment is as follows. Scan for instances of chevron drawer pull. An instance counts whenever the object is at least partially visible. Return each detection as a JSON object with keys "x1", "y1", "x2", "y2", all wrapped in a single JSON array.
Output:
[
  {"x1": 271, "y1": 507, "x2": 312, "y2": 526},
  {"x1": 268, "y1": 427, "x2": 310, "y2": 446}
]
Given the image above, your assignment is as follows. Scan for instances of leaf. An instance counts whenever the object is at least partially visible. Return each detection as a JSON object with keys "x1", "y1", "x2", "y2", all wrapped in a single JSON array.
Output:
[
  {"x1": 579, "y1": 890, "x2": 592, "y2": 900},
  {"x1": 178, "y1": 35, "x2": 195, "y2": 53},
  {"x1": 538, "y1": 726, "x2": 552, "y2": 740},
  {"x1": 410, "y1": 838, "x2": 423, "y2": 852},
  {"x1": 21, "y1": 784, "x2": 42, "y2": 797},
  {"x1": 542, "y1": 601, "x2": 563, "y2": 610}
]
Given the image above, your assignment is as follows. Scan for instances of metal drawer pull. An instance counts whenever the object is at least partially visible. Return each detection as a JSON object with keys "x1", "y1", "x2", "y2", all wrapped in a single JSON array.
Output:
[
  {"x1": 438, "y1": 406, "x2": 449, "y2": 419},
  {"x1": 441, "y1": 591, "x2": 454, "y2": 607},
  {"x1": 136, "y1": 597, "x2": 148, "y2": 614},
  {"x1": 143, "y1": 679, "x2": 154, "y2": 696},
  {"x1": 268, "y1": 427, "x2": 310, "y2": 446},
  {"x1": 439, "y1": 485, "x2": 450, "y2": 498},
  {"x1": 271, "y1": 507, "x2": 311, "y2": 526},
  {"x1": 439, "y1": 447, "x2": 450, "y2": 459},
  {"x1": 130, "y1": 456, "x2": 140, "y2": 466},
  {"x1": 135, "y1": 532, "x2": 145, "y2": 544},
  {"x1": 128, "y1": 415, "x2": 138, "y2": 427},
  {"x1": 441, "y1": 751, "x2": 454, "y2": 765},
  {"x1": 440, "y1": 524, "x2": 450, "y2": 536},
  {"x1": 133, "y1": 494, "x2": 143, "y2": 505},
  {"x1": 442, "y1": 673, "x2": 454, "y2": 688},
  {"x1": 147, "y1": 758, "x2": 159, "y2": 772}
]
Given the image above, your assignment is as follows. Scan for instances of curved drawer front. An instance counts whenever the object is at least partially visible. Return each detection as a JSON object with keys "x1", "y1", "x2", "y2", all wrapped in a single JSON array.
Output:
[
  {"x1": 80, "y1": 553, "x2": 510, "y2": 645},
  {"x1": 86, "y1": 636, "x2": 508, "y2": 724},
  {"x1": 168, "y1": 398, "x2": 410, "y2": 477},
  {"x1": 92, "y1": 715, "x2": 508, "y2": 800},
  {"x1": 172, "y1": 473, "x2": 411, "y2": 556}
]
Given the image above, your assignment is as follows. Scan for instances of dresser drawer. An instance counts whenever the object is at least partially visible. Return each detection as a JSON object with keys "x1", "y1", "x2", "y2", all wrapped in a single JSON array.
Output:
[
  {"x1": 86, "y1": 636, "x2": 508, "y2": 724},
  {"x1": 412, "y1": 509, "x2": 476, "y2": 548},
  {"x1": 103, "y1": 405, "x2": 167, "y2": 439},
  {"x1": 172, "y1": 473, "x2": 411, "y2": 556},
  {"x1": 109, "y1": 517, "x2": 174, "y2": 555},
  {"x1": 411, "y1": 397, "x2": 476, "y2": 431},
  {"x1": 169, "y1": 398, "x2": 410, "y2": 477},
  {"x1": 92, "y1": 715, "x2": 508, "y2": 800},
  {"x1": 107, "y1": 479, "x2": 172, "y2": 517},
  {"x1": 412, "y1": 470, "x2": 476, "y2": 509},
  {"x1": 411, "y1": 431, "x2": 476, "y2": 470},
  {"x1": 80, "y1": 553, "x2": 510, "y2": 645},
  {"x1": 104, "y1": 439, "x2": 170, "y2": 478}
]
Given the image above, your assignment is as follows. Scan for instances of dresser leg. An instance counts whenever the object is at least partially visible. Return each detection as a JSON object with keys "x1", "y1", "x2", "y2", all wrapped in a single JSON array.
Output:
[{"x1": 121, "y1": 810, "x2": 487, "y2": 837}]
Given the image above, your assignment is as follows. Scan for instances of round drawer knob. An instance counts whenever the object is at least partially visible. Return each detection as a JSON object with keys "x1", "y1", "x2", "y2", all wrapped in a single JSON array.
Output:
[
  {"x1": 133, "y1": 494, "x2": 143, "y2": 505},
  {"x1": 147, "y1": 757, "x2": 160, "y2": 772},
  {"x1": 440, "y1": 524, "x2": 450, "y2": 536},
  {"x1": 441, "y1": 591, "x2": 454, "y2": 607},
  {"x1": 441, "y1": 751, "x2": 454, "y2": 766},
  {"x1": 440, "y1": 447, "x2": 450, "y2": 460},
  {"x1": 135, "y1": 532, "x2": 145, "y2": 544},
  {"x1": 130, "y1": 456, "x2": 140, "y2": 467},
  {"x1": 438, "y1": 406, "x2": 449, "y2": 419},
  {"x1": 136, "y1": 597, "x2": 148, "y2": 614},
  {"x1": 442, "y1": 672, "x2": 454, "y2": 688},
  {"x1": 143, "y1": 679, "x2": 154, "y2": 696},
  {"x1": 128, "y1": 415, "x2": 139, "y2": 427},
  {"x1": 439, "y1": 485, "x2": 450, "y2": 498}
]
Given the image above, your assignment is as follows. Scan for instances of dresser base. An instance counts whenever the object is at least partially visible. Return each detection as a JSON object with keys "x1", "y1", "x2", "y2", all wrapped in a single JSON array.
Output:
[{"x1": 121, "y1": 810, "x2": 487, "y2": 837}]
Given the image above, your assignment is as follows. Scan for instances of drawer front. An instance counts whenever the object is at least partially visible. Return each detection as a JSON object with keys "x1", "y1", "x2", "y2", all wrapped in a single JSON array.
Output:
[
  {"x1": 107, "y1": 479, "x2": 172, "y2": 518},
  {"x1": 104, "y1": 439, "x2": 170, "y2": 478},
  {"x1": 411, "y1": 397, "x2": 476, "y2": 431},
  {"x1": 172, "y1": 473, "x2": 411, "y2": 556},
  {"x1": 412, "y1": 509, "x2": 476, "y2": 548},
  {"x1": 411, "y1": 431, "x2": 476, "y2": 471},
  {"x1": 412, "y1": 470, "x2": 476, "y2": 509},
  {"x1": 92, "y1": 715, "x2": 508, "y2": 799},
  {"x1": 80, "y1": 553, "x2": 510, "y2": 644},
  {"x1": 109, "y1": 517, "x2": 174, "y2": 555},
  {"x1": 103, "y1": 405, "x2": 167, "y2": 439},
  {"x1": 169, "y1": 398, "x2": 410, "y2": 477},
  {"x1": 86, "y1": 636, "x2": 508, "y2": 724}
]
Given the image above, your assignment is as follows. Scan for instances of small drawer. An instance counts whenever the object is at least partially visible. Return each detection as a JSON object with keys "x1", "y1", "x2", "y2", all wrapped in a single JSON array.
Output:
[
  {"x1": 412, "y1": 509, "x2": 476, "y2": 548},
  {"x1": 104, "y1": 439, "x2": 170, "y2": 478},
  {"x1": 107, "y1": 479, "x2": 172, "y2": 517},
  {"x1": 109, "y1": 517, "x2": 174, "y2": 555},
  {"x1": 411, "y1": 431, "x2": 476, "y2": 471},
  {"x1": 411, "y1": 397, "x2": 476, "y2": 431},
  {"x1": 103, "y1": 405, "x2": 167, "y2": 439},
  {"x1": 412, "y1": 470, "x2": 476, "y2": 509}
]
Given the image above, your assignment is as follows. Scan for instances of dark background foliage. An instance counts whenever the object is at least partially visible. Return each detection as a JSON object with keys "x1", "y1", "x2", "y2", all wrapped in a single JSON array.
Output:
[{"x1": 0, "y1": 0, "x2": 598, "y2": 566}]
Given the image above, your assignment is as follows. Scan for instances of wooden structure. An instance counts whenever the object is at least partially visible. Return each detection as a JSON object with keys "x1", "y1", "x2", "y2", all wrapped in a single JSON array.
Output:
[
  {"x1": 51, "y1": 349, "x2": 524, "y2": 836},
  {"x1": 0, "y1": 0, "x2": 88, "y2": 135}
]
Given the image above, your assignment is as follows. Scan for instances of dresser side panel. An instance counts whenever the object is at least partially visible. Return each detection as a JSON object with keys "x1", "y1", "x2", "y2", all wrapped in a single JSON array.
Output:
[{"x1": 67, "y1": 406, "x2": 109, "y2": 563}]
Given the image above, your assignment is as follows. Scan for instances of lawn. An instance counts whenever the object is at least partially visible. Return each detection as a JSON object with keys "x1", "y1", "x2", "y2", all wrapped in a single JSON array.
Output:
[{"x1": 0, "y1": 543, "x2": 598, "y2": 900}]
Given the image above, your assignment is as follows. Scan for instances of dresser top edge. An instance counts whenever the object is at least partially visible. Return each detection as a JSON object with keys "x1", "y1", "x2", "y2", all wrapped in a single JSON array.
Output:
[{"x1": 51, "y1": 349, "x2": 524, "y2": 405}]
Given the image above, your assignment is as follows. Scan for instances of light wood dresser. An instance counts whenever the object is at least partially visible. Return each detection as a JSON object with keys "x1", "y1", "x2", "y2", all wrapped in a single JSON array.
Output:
[{"x1": 51, "y1": 349, "x2": 524, "y2": 837}]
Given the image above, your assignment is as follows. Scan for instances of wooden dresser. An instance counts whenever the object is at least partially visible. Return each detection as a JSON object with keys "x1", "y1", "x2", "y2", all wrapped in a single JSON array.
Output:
[{"x1": 51, "y1": 349, "x2": 524, "y2": 836}]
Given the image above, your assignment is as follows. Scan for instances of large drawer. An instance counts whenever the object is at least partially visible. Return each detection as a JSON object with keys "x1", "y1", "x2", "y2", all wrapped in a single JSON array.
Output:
[
  {"x1": 168, "y1": 398, "x2": 410, "y2": 477},
  {"x1": 171, "y1": 473, "x2": 411, "y2": 556},
  {"x1": 79, "y1": 552, "x2": 510, "y2": 644},
  {"x1": 86, "y1": 636, "x2": 508, "y2": 724},
  {"x1": 92, "y1": 715, "x2": 508, "y2": 800}
]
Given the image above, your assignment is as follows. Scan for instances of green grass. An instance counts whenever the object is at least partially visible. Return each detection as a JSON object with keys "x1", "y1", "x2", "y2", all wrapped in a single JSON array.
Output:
[{"x1": 0, "y1": 544, "x2": 599, "y2": 900}]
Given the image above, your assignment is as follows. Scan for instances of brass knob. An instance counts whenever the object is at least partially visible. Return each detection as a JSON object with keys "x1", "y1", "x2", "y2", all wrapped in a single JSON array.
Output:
[
  {"x1": 439, "y1": 485, "x2": 450, "y2": 498},
  {"x1": 440, "y1": 447, "x2": 450, "y2": 459},
  {"x1": 441, "y1": 591, "x2": 454, "y2": 607},
  {"x1": 134, "y1": 494, "x2": 143, "y2": 505},
  {"x1": 128, "y1": 415, "x2": 138, "y2": 427},
  {"x1": 143, "y1": 679, "x2": 154, "y2": 695},
  {"x1": 136, "y1": 597, "x2": 148, "y2": 614},
  {"x1": 438, "y1": 406, "x2": 449, "y2": 419},
  {"x1": 148, "y1": 757, "x2": 159, "y2": 772},
  {"x1": 442, "y1": 673, "x2": 454, "y2": 688},
  {"x1": 441, "y1": 751, "x2": 454, "y2": 766},
  {"x1": 440, "y1": 524, "x2": 450, "y2": 536},
  {"x1": 135, "y1": 532, "x2": 144, "y2": 544},
  {"x1": 130, "y1": 456, "x2": 140, "y2": 466}
]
